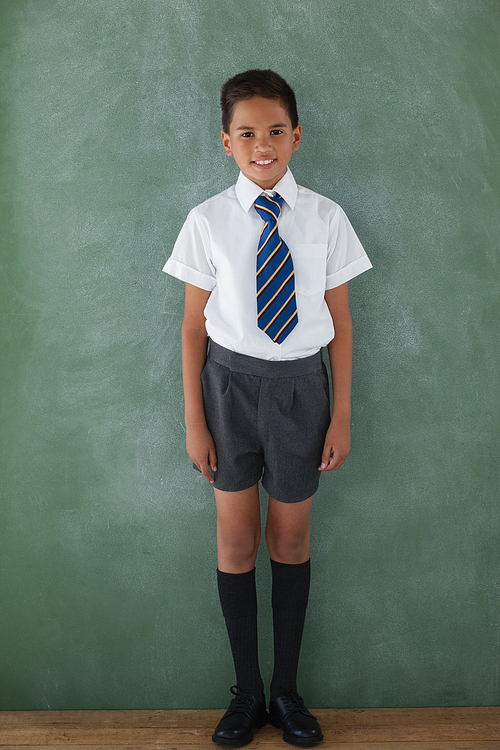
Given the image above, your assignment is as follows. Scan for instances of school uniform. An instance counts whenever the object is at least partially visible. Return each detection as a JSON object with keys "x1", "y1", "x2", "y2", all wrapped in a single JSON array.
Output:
[
  {"x1": 163, "y1": 168, "x2": 372, "y2": 502},
  {"x1": 164, "y1": 168, "x2": 371, "y2": 360},
  {"x1": 164, "y1": 167, "x2": 372, "y2": 746}
]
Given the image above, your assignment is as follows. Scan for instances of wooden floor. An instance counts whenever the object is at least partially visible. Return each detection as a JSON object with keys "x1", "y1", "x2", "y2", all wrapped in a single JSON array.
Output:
[{"x1": 0, "y1": 707, "x2": 499, "y2": 749}]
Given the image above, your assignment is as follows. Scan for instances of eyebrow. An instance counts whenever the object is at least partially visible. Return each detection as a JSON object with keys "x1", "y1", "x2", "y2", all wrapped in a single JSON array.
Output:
[{"x1": 235, "y1": 123, "x2": 289, "y2": 130}]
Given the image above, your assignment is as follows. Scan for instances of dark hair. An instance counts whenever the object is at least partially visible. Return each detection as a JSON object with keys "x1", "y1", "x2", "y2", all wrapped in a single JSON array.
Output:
[{"x1": 220, "y1": 69, "x2": 299, "y2": 133}]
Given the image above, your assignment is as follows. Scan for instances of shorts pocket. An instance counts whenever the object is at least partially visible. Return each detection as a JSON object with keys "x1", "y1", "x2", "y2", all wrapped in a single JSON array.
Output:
[
  {"x1": 321, "y1": 362, "x2": 331, "y2": 404},
  {"x1": 288, "y1": 244, "x2": 327, "y2": 296},
  {"x1": 201, "y1": 358, "x2": 231, "y2": 398}
]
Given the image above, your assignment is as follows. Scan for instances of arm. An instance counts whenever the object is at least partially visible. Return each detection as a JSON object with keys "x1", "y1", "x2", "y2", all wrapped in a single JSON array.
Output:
[
  {"x1": 181, "y1": 282, "x2": 217, "y2": 483},
  {"x1": 319, "y1": 282, "x2": 353, "y2": 471}
]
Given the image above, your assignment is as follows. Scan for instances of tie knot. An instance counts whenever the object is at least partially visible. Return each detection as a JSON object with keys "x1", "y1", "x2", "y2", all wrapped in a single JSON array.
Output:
[{"x1": 254, "y1": 193, "x2": 283, "y2": 223}]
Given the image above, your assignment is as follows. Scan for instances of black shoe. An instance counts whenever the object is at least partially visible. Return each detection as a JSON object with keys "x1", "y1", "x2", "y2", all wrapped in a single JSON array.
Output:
[
  {"x1": 269, "y1": 691, "x2": 323, "y2": 746},
  {"x1": 212, "y1": 685, "x2": 268, "y2": 746}
]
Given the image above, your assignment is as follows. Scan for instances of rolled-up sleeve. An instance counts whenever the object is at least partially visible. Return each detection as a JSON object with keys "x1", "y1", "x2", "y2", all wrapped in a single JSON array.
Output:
[
  {"x1": 163, "y1": 208, "x2": 216, "y2": 292},
  {"x1": 325, "y1": 205, "x2": 372, "y2": 289}
]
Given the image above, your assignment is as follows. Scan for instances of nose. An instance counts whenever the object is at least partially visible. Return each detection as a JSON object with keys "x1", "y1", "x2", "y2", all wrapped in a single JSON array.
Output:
[{"x1": 254, "y1": 133, "x2": 272, "y2": 152}]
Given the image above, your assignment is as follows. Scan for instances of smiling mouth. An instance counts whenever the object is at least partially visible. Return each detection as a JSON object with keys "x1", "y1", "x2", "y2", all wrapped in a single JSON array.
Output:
[{"x1": 253, "y1": 159, "x2": 276, "y2": 166}]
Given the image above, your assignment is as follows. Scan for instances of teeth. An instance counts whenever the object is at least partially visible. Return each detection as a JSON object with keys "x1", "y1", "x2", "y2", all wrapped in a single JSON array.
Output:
[{"x1": 255, "y1": 159, "x2": 274, "y2": 165}]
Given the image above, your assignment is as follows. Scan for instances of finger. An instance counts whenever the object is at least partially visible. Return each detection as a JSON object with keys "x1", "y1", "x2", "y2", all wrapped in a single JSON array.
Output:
[
  {"x1": 326, "y1": 452, "x2": 347, "y2": 471},
  {"x1": 198, "y1": 458, "x2": 215, "y2": 483},
  {"x1": 208, "y1": 445, "x2": 218, "y2": 474},
  {"x1": 319, "y1": 446, "x2": 334, "y2": 470}
]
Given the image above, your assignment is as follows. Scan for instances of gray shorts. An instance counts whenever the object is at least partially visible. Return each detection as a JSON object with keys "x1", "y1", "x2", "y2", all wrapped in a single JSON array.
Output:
[{"x1": 200, "y1": 340, "x2": 331, "y2": 503}]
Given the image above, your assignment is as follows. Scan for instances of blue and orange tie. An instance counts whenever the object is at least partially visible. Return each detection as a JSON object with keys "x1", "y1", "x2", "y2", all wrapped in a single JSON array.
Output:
[{"x1": 254, "y1": 193, "x2": 298, "y2": 344}]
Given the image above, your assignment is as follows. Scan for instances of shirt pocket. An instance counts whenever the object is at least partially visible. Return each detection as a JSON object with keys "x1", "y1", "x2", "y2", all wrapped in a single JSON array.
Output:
[{"x1": 288, "y1": 244, "x2": 327, "y2": 296}]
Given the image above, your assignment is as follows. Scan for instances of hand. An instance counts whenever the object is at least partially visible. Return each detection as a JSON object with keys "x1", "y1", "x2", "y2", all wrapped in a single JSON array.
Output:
[
  {"x1": 186, "y1": 422, "x2": 218, "y2": 483},
  {"x1": 318, "y1": 417, "x2": 351, "y2": 471}
]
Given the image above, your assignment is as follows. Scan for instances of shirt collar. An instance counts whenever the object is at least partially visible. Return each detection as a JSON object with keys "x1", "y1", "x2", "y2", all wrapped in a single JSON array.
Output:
[{"x1": 235, "y1": 168, "x2": 298, "y2": 213}]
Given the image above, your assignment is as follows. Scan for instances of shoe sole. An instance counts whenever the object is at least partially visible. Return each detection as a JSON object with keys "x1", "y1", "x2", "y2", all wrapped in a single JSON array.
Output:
[
  {"x1": 212, "y1": 736, "x2": 253, "y2": 747},
  {"x1": 282, "y1": 734, "x2": 324, "y2": 747},
  {"x1": 212, "y1": 717, "x2": 268, "y2": 746},
  {"x1": 270, "y1": 718, "x2": 323, "y2": 747}
]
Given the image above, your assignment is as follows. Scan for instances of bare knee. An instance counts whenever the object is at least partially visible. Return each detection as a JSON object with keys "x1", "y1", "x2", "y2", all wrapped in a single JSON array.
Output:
[
  {"x1": 215, "y1": 485, "x2": 261, "y2": 573},
  {"x1": 218, "y1": 525, "x2": 261, "y2": 572},
  {"x1": 266, "y1": 527, "x2": 309, "y2": 565}
]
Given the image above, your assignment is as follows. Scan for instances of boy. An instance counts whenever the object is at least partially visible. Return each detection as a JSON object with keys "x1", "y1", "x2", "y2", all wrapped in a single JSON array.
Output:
[{"x1": 163, "y1": 70, "x2": 371, "y2": 747}]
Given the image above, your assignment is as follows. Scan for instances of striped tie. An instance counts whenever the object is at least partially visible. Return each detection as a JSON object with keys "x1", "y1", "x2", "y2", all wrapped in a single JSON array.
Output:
[{"x1": 254, "y1": 193, "x2": 298, "y2": 344}]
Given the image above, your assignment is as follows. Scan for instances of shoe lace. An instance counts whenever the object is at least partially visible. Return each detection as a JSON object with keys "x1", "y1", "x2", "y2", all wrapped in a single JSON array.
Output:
[
  {"x1": 277, "y1": 689, "x2": 308, "y2": 716},
  {"x1": 226, "y1": 685, "x2": 256, "y2": 719}
]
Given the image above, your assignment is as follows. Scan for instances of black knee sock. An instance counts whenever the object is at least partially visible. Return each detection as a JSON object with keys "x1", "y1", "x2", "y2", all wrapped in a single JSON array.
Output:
[
  {"x1": 270, "y1": 558, "x2": 311, "y2": 702},
  {"x1": 217, "y1": 568, "x2": 264, "y2": 701}
]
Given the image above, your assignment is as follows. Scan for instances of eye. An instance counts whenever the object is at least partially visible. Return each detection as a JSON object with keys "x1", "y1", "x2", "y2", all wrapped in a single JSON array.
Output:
[
  {"x1": 270, "y1": 129, "x2": 283, "y2": 135},
  {"x1": 241, "y1": 131, "x2": 254, "y2": 138}
]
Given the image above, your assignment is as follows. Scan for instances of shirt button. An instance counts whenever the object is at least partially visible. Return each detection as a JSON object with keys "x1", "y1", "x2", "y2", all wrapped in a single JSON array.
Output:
[{"x1": 270, "y1": 356, "x2": 278, "y2": 361}]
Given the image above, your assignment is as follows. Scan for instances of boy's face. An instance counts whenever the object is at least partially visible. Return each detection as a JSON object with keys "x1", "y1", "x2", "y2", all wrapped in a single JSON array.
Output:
[{"x1": 221, "y1": 96, "x2": 302, "y2": 190}]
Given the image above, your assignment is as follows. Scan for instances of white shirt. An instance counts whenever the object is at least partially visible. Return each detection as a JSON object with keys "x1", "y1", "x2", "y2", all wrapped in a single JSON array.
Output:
[{"x1": 163, "y1": 169, "x2": 372, "y2": 361}]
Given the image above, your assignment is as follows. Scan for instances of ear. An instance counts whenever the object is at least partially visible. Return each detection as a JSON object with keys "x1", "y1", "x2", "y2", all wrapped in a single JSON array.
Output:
[
  {"x1": 221, "y1": 130, "x2": 233, "y2": 156},
  {"x1": 292, "y1": 124, "x2": 302, "y2": 152}
]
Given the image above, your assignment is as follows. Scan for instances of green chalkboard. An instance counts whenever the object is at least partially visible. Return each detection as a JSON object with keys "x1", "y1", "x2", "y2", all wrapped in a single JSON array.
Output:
[{"x1": 1, "y1": 0, "x2": 499, "y2": 710}]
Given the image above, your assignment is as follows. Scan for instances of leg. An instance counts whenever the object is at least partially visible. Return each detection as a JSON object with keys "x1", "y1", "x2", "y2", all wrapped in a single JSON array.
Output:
[
  {"x1": 213, "y1": 485, "x2": 267, "y2": 745},
  {"x1": 266, "y1": 496, "x2": 323, "y2": 746},
  {"x1": 265, "y1": 495, "x2": 312, "y2": 564},
  {"x1": 266, "y1": 495, "x2": 312, "y2": 700},
  {"x1": 215, "y1": 484, "x2": 261, "y2": 573}
]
